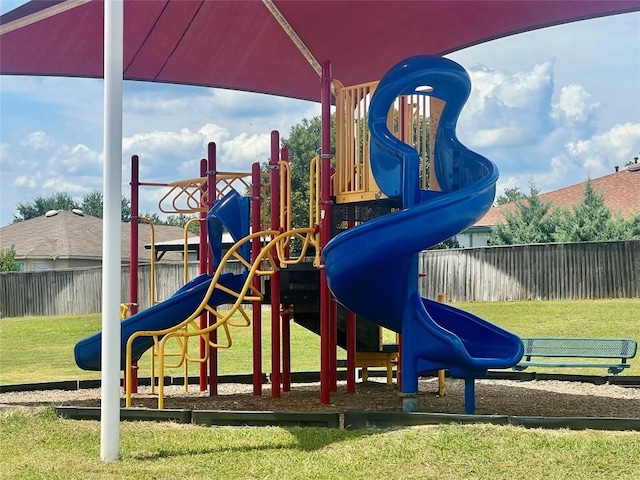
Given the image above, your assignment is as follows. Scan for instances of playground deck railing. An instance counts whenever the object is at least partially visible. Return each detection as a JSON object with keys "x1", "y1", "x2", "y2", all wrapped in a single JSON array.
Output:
[{"x1": 333, "y1": 79, "x2": 433, "y2": 204}]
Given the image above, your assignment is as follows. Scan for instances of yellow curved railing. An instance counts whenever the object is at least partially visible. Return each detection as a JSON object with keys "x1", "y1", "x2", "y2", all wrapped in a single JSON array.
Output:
[{"x1": 125, "y1": 226, "x2": 318, "y2": 409}]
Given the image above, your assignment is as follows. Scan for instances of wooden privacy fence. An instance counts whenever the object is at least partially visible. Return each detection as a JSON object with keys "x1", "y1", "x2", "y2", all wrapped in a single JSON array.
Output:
[
  {"x1": 420, "y1": 240, "x2": 639, "y2": 302},
  {"x1": 0, "y1": 262, "x2": 244, "y2": 318},
  {"x1": 1, "y1": 241, "x2": 638, "y2": 318}
]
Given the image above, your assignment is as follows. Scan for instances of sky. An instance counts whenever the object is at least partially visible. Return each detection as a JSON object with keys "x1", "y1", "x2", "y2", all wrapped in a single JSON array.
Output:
[{"x1": 0, "y1": 2, "x2": 639, "y2": 227}]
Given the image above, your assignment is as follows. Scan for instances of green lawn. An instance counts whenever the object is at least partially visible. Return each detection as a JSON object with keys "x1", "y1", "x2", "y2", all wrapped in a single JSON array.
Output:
[
  {"x1": 1, "y1": 302, "x2": 639, "y2": 478},
  {"x1": 1, "y1": 408, "x2": 639, "y2": 480},
  {"x1": 0, "y1": 299, "x2": 638, "y2": 385},
  {"x1": 0, "y1": 309, "x2": 323, "y2": 384}
]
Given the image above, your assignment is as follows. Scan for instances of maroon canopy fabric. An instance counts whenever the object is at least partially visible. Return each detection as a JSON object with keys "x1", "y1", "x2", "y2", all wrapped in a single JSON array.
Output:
[{"x1": 1, "y1": 0, "x2": 638, "y2": 101}]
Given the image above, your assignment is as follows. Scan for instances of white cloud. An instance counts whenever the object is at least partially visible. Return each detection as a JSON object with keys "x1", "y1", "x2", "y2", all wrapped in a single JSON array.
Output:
[
  {"x1": 58, "y1": 144, "x2": 102, "y2": 175},
  {"x1": 13, "y1": 175, "x2": 36, "y2": 188},
  {"x1": 452, "y1": 57, "x2": 640, "y2": 201},
  {"x1": 495, "y1": 62, "x2": 554, "y2": 110},
  {"x1": 20, "y1": 131, "x2": 53, "y2": 150},
  {"x1": 219, "y1": 133, "x2": 271, "y2": 169},
  {"x1": 552, "y1": 84, "x2": 599, "y2": 123},
  {"x1": 565, "y1": 122, "x2": 640, "y2": 175},
  {"x1": 459, "y1": 62, "x2": 555, "y2": 153},
  {"x1": 471, "y1": 127, "x2": 528, "y2": 147},
  {"x1": 197, "y1": 123, "x2": 232, "y2": 145}
]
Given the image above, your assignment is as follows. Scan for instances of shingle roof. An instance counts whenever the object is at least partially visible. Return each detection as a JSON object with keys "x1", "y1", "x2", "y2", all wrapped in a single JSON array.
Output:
[
  {"x1": 475, "y1": 167, "x2": 640, "y2": 227},
  {"x1": 0, "y1": 210, "x2": 195, "y2": 263}
]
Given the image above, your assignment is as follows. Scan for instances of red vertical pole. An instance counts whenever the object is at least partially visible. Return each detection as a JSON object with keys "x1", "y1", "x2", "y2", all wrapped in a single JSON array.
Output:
[
  {"x1": 128, "y1": 155, "x2": 139, "y2": 393},
  {"x1": 207, "y1": 143, "x2": 218, "y2": 396},
  {"x1": 269, "y1": 131, "x2": 281, "y2": 398},
  {"x1": 251, "y1": 162, "x2": 263, "y2": 396},
  {"x1": 198, "y1": 158, "x2": 208, "y2": 391},
  {"x1": 319, "y1": 60, "x2": 333, "y2": 404}
]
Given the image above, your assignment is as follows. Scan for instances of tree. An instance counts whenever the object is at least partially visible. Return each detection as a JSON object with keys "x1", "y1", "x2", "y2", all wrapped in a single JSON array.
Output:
[
  {"x1": 624, "y1": 155, "x2": 638, "y2": 167},
  {"x1": 489, "y1": 179, "x2": 640, "y2": 245},
  {"x1": 0, "y1": 245, "x2": 20, "y2": 272},
  {"x1": 554, "y1": 179, "x2": 640, "y2": 242},
  {"x1": 139, "y1": 211, "x2": 163, "y2": 225},
  {"x1": 165, "y1": 213, "x2": 200, "y2": 234},
  {"x1": 553, "y1": 180, "x2": 614, "y2": 242},
  {"x1": 79, "y1": 191, "x2": 131, "y2": 222},
  {"x1": 13, "y1": 191, "x2": 78, "y2": 222},
  {"x1": 281, "y1": 115, "x2": 335, "y2": 229},
  {"x1": 429, "y1": 236, "x2": 460, "y2": 250},
  {"x1": 489, "y1": 181, "x2": 559, "y2": 245},
  {"x1": 495, "y1": 186, "x2": 524, "y2": 206},
  {"x1": 79, "y1": 191, "x2": 104, "y2": 218},
  {"x1": 13, "y1": 190, "x2": 131, "y2": 223}
]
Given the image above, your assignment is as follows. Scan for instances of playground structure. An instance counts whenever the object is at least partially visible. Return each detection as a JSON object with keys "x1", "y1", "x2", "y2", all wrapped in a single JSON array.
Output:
[{"x1": 75, "y1": 55, "x2": 524, "y2": 414}]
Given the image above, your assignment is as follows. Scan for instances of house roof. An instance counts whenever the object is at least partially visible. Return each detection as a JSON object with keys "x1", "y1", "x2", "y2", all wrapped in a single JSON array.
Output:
[
  {"x1": 476, "y1": 166, "x2": 640, "y2": 227},
  {"x1": 0, "y1": 210, "x2": 195, "y2": 263}
]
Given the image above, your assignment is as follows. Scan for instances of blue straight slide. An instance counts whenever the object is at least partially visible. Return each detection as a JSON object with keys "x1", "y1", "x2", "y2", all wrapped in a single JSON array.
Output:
[
  {"x1": 323, "y1": 56, "x2": 523, "y2": 414},
  {"x1": 74, "y1": 272, "x2": 246, "y2": 371},
  {"x1": 75, "y1": 188, "x2": 251, "y2": 372}
]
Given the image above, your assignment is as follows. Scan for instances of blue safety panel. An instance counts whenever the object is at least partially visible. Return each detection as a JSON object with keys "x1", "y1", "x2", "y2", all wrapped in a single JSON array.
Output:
[{"x1": 207, "y1": 189, "x2": 250, "y2": 266}]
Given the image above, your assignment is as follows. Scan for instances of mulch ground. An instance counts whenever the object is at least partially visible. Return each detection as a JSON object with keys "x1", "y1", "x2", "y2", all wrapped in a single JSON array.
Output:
[{"x1": 40, "y1": 379, "x2": 640, "y2": 418}]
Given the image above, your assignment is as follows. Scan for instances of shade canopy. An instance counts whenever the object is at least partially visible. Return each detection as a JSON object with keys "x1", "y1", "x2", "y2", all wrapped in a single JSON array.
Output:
[{"x1": 2, "y1": 0, "x2": 638, "y2": 101}]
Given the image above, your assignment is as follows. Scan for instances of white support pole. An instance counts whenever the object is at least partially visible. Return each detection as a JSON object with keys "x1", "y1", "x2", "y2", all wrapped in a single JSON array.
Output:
[{"x1": 101, "y1": 0, "x2": 123, "y2": 462}]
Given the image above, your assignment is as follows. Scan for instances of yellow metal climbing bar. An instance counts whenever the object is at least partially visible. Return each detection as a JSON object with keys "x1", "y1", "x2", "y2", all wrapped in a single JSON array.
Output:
[
  {"x1": 215, "y1": 171, "x2": 253, "y2": 199},
  {"x1": 157, "y1": 176, "x2": 208, "y2": 214},
  {"x1": 125, "y1": 226, "x2": 317, "y2": 409}
]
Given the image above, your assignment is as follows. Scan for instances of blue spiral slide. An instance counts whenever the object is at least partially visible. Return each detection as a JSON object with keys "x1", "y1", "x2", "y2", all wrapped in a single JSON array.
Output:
[
  {"x1": 74, "y1": 190, "x2": 250, "y2": 372},
  {"x1": 323, "y1": 56, "x2": 523, "y2": 414}
]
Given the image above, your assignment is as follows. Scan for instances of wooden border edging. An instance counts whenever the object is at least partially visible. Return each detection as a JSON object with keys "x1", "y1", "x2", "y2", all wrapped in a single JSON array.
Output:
[
  {"x1": 56, "y1": 407, "x2": 192, "y2": 423},
  {"x1": 344, "y1": 411, "x2": 510, "y2": 429},
  {"x1": 191, "y1": 410, "x2": 340, "y2": 428},
  {"x1": 343, "y1": 411, "x2": 640, "y2": 431},
  {"x1": 0, "y1": 380, "x2": 78, "y2": 393},
  {"x1": 55, "y1": 407, "x2": 339, "y2": 428},
  {"x1": 52, "y1": 408, "x2": 640, "y2": 431},
  {"x1": 508, "y1": 416, "x2": 640, "y2": 431}
]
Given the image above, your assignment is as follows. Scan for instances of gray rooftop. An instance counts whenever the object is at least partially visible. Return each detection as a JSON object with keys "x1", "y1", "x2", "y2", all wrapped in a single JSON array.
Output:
[{"x1": 0, "y1": 210, "x2": 195, "y2": 263}]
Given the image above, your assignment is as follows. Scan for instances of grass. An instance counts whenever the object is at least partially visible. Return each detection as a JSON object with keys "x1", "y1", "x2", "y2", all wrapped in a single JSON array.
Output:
[
  {"x1": 0, "y1": 308, "x2": 323, "y2": 384},
  {"x1": 0, "y1": 299, "x2": 638, "y2": 385},
  {"x1": 1, "y1": 408, "x2": 639, "y2": 480},
  {"x1": 1, "y1": 302, "x2": 639, "y2": 478}
]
